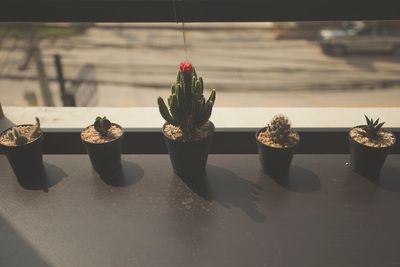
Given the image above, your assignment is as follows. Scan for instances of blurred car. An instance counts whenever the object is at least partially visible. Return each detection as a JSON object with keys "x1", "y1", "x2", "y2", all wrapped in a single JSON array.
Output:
[
  {"x1": 319, "y1": 25, "x2": 400, "y2": 56},
  {"x1": 272, "y1": 22, "x2": 343, "y2": 40}
]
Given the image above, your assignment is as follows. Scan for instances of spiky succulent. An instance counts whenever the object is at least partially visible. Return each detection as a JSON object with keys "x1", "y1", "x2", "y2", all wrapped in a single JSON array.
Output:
[
  {"x1": 8, "y1": 127, "x2": 28, "y2": 146},
  {"x1": 94, "y1": 116, "x2": 112, "y2": 136},
  {"x1": 267, "y1": 115, "x2": 292, "y2": 145},
  {"x1": 157, "y1": 61, "x2": 216, "y2": 134},
  {"x1": 361, "y1": 115, "x2": 385, "y2": 140}
]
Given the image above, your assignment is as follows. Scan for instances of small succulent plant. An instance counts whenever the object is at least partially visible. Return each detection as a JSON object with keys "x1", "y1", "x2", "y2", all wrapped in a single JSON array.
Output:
[
  {"x1": 361, "y1": 115, "x2": 385, "y2": 140},
  {"x1": 267, "y1": 115, "x2": 292, "y2": 145},
  {"x1": 94, "y1": 116, "x2": 112, "y2": 136},
  {"x1": 157, "y1": 61, "x2": 216, "y2": 134},
  {"x1": 6, "y1": 117, "x2": 42, "y2": 146},
  {"x1": 8, "y1": 128, "x2": 28, "y2": 146},
  {"x1": 30, "y1": 117, "x2": 41, "y2": 139}
]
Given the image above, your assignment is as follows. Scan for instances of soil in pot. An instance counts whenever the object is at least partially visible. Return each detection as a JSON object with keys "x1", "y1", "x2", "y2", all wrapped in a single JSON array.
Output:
[
  {"x1": 81, "y1": 124, "x2": 124, "y2": 173},
  {"x1": 256, "y1": 127, "x2": 300, "y2": 178},
  {"x1": 349, "y1": 126, "x2": 396, "y2": 178},
  {"x1": 163, "y1": 121, "x2": 214, "y2": 178},
  {"x1": 0, "y1": 125, "x2": 44, "y2": 177}
]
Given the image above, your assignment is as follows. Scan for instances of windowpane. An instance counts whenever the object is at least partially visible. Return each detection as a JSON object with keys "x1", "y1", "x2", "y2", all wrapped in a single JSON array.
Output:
[{"x1": 1, "y1": 21, "x2": 399, "y2": 107}]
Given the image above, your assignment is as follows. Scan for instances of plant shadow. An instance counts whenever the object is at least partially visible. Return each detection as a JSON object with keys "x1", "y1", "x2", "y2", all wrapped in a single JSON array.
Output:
[
  {"x1": 180, "y1": 164, "x2": 266, "y2": 223},
  {"x1": 16, "y1": 162, "x2": 66, "y2": 192},
  {"x1": 270, "y1": 165, "x2": 321, "y2": 193},
  {"x1": 97, "y1": 160, "x2": 144, "y2": 187},
  {"x1": 367, "y1": 165, "x2": 400, "y2": 192},
  {"x1": 0, "y1": 214, "x2": 52, "y2": 267}
]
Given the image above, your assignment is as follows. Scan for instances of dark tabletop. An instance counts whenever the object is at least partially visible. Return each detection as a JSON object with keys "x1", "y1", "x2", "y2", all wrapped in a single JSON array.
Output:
[{"x1": 1, "y1": 154, "x2": 400, "y2": 267}]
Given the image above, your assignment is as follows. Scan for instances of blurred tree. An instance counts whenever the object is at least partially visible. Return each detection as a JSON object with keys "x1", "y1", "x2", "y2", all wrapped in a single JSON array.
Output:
[{"x1": 0, "y1": 23, "x2": 90, "y2": 106}]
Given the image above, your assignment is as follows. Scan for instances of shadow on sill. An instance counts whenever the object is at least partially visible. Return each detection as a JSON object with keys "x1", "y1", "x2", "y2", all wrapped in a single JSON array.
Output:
[
  {"x1": 179, "y1": 164, "x2": 266, "y2": 223},
  {"x1": 96, "y1": 159, "x2": 144, "y2": 187},
  {"x1": 16, "y1": 162, "x2": 67, "y2": 191}
]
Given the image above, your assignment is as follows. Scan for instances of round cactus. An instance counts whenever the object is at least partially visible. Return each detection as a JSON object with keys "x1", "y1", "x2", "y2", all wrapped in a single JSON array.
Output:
[
  {"x1": 267, "y1": 115, "x2": 292, "y2": 145},
  {"x1": 94, "y1": 116, "x2": 112, "y2": 136}
]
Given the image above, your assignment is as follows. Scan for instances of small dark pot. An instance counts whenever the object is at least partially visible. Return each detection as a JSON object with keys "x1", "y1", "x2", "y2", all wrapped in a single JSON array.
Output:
[
  {"x1": 349, "y1": 126, "x2": 396, "y2": 178},
  {"x1": 163, "y1": 122, "x2": 215, "y2": 178},
  {"x1": 0, "y1": 125, "x2": 44, "y2": 177},
  {"x1": 256, "y1": 127, "x2": 299, "y2": 178},
  {"x1": 81, "y1": 123, "x2": 124, "y2": 173}
]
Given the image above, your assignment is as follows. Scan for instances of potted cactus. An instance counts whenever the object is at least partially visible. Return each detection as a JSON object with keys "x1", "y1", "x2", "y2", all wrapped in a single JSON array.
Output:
[
  {"x1": 157, "y1": 61, "x2": 216, "y2": 178},
  {"x1": 0, "y1": 118, "x2": 44, "y2": 177},
  {"x1": 81, "y1": 116, "x2": 124, "y2": 173},
  {"x1": 349, "y1": 115, "x2": 396, "y2": 177},
  {"x1": 256, "y1": 115, "x2": 300, "y2": 177}
]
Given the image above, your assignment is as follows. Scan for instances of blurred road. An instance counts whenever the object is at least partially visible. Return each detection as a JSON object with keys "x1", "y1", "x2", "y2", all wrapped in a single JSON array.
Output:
[{"x1": 0, "y1": 23, "x2": 400, "y2": 107}]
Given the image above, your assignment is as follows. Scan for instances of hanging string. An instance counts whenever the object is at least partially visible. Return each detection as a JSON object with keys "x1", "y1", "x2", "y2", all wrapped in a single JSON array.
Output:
[
  {"x1": 172, "y1": 0, "x2": 189, "y2": 60},
  {"x1": 171, "y1": 0, "x2": 178, "y2": 23},
  {"x1": 181, "y1": 23, "x2": 188, "y2": 60}
]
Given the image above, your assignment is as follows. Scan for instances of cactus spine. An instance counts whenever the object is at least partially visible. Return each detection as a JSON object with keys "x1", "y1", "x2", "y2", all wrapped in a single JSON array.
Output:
[
  {"x1": 158, "y1": 62, "x2": 216, "y2": 134},
  {"x1": 94, "y1": 116, "x2": 112, "y2": 136},
  {"x1": 267, "y1": 115, "x2": 292, "y2": 145}
]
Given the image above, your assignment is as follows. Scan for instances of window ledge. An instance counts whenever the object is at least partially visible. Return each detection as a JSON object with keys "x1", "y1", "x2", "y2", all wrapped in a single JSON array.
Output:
[
  {"x1": 1, "y1": 106, "x2": 399, "y2": 133},
  {"x1": 1, "y1": 107, "x2": 399, "y2": 154}
]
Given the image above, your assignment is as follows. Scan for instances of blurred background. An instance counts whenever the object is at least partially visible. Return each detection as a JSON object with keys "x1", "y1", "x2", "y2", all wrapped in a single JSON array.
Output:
[{"x1": 0, "y1": 21, "x2": 399, "y2": 107}]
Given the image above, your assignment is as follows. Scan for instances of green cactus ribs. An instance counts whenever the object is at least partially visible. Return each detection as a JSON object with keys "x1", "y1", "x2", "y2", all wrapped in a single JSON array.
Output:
[
  {"x1": 94, "y1": 116, "x2": 112, "y2": 136},
  {"x1": 158, "y1": 61, "x2": 216, "y2": 135}
]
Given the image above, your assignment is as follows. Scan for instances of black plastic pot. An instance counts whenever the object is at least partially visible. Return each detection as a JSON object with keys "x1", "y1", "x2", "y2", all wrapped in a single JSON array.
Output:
[
  {"x1": 256, "y1": 127, "x2": 299, "y2": 178},
  {"x1": 349, "y1": 126, "x2": 396, "y2": 178},
  {"x1": 0, "y1": 125, "x2": 44, "y2": 177},
  {"x1": 163, "y1": 122, "x2": 215, "y2": 178},
  {"x1": 81, "y1": 123, "x2": 124, "y2": 173}
]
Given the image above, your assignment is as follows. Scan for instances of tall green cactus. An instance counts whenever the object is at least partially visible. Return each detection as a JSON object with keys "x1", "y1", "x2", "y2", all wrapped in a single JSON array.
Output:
[{"x1": 158, "y1": 61, "x2": 216, "y2": 134}]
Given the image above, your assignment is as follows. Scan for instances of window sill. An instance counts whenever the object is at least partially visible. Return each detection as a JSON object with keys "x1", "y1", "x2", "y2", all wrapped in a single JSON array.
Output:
[{"x1": 1, "y1": 106, "x2": 399, "y2": 154}]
